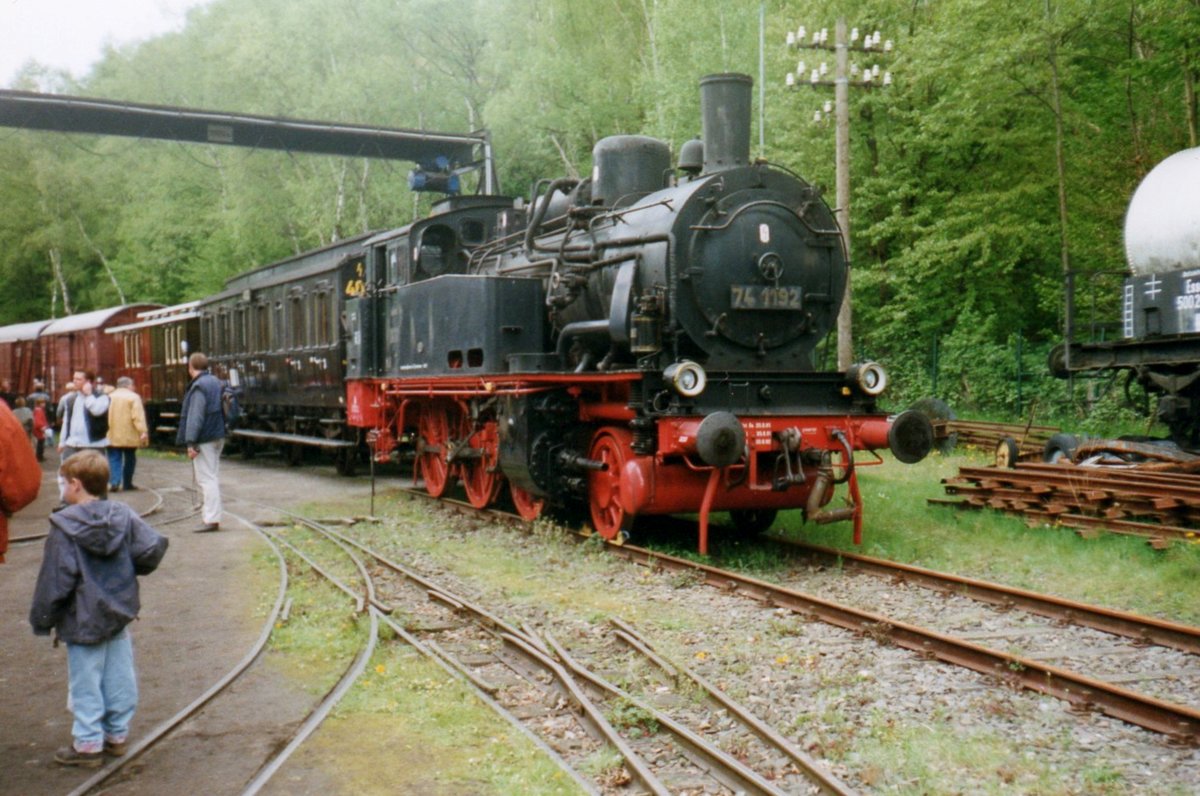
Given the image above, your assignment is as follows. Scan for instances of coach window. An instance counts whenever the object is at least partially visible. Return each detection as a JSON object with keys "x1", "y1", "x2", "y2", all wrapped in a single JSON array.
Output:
[
  {"x1": 235, "y1": 307, "x2": 248, "y2": 353},
  {"x1": 202, "y1": 315, "x2": 215, "y2": 352},
  {"x1": 150, "y1": 327, "x2": 164, "y2": 365},
  {"x1": 273, "y1": 302, "x2": 284, "y2": 351},
  {"x1": 290, "y1": 294, "x2": 306, "y2": 348},
  {"x1": 391, "y1": 248, "x2": 400, "y2": 282},
  {"x1": 175, "y1": 325, "x2": 186, "y2": 363},
  {"x1": 123, "y1": 333, "x2": 139, "y2": 368},
  {"x1": 256, "y1": 303, "x2": 269, "y2": 352},
  {"x1": 313, "y1": 292, "x2": 331, "y2": 346},
  {"x1": 388, "y1": 243, "x2": 407, "y2": 284},
  {"x1": 218, "y1": 311, "x2": 230, "y2": 354}
]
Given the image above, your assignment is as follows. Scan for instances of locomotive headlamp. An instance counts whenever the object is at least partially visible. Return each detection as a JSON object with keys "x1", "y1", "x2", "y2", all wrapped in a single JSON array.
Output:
[
  {"x1": 847, "y1": 361, "x2": 889, "y2": 396},
  {"x1": 664, "y1": 360, "x2": 707, "y2": 398}
]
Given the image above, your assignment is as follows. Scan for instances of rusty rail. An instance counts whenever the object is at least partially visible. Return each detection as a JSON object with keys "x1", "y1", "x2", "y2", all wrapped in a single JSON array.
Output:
[
  {"x1": 599, "y1": 541, "x2": 1200, "y2": 744},
  {"x1": 410, "y1": 489, "x2": 1200, "y2": 744},
  {"x1": 610, "y1": 617, "x2": 858, "y2": 796},
  {"x1": 765, "y1": 539, "x2": 1200, "y2": 655},
  {"x1": 938, "y1": 461, "x2": 1200, "y2": 541}
]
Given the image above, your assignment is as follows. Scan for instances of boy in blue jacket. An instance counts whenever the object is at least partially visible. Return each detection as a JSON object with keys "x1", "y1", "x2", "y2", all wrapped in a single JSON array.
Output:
[{"x1": 29, "y1": 449, "x2": 169, "y2": 767}]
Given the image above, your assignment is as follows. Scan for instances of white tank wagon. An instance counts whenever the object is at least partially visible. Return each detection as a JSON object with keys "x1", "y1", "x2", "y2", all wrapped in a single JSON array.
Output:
[{"x1": 1051, "y1": 146, "x2": 1200, "y2": 449}]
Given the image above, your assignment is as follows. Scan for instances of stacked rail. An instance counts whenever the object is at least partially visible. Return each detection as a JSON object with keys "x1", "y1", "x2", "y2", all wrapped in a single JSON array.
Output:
[
  {"x1": 934, "y1": 462, "x2": 1200, "y2": 544},
  {"x1": 935, "y1": 419, "x2": 1060, "y2": 459}
]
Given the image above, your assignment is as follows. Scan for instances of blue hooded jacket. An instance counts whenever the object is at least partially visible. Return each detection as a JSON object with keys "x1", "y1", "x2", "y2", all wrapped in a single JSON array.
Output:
[{"x1": 29, "y1": 501, "x2": 168, "y2": 645}]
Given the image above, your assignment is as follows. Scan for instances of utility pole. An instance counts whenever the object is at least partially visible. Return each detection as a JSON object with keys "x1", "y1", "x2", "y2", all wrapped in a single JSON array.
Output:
[
  {"x1": 835, "y1": 18, "x2": 851, "y2": 371},
  {"x1": 787, "y1": 20, "x2": 893, "y2": 370}
]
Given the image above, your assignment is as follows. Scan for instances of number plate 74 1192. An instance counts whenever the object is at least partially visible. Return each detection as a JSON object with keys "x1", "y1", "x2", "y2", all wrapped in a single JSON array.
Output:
[{"x1": 730, "y1": 285, "x2": 802, "y2": 310}]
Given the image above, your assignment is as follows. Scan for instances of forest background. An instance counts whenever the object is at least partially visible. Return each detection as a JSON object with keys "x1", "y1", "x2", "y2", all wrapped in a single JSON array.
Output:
[{"x1": 0, "y1": 0, "x2": 1197, "y2": 427}]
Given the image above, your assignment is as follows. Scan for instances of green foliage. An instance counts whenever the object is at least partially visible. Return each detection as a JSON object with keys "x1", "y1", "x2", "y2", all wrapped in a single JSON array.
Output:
[
  {"x1": 605, "y1": 697, "x2": 660, "y2": 737},
  {"x1": 0, "y1": 0, "x2": 1197, "y2": 427}
]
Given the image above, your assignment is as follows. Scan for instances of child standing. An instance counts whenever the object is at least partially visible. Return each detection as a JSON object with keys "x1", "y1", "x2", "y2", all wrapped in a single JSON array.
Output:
[
  {"x1": 32, "y1": 396, "x2": 50, "y2": 461},
  {"x1": 29, "y1": 450, "x2": 168, "y2": 767},
  {"x1": 11, "y1": 395, "x2": 34, "y2": 444}
]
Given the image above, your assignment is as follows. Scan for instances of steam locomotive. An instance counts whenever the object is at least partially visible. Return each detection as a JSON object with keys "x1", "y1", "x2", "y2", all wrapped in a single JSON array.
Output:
[
  {"x1": 341, "y1": 73, "x2": 931, "y2": 550},
  {"x1": 0, "y1": 74, "x2": 932, "y2": 551},
  {"x1": 1051, "y1": 146, "x2": 1200, "y2": 452}
]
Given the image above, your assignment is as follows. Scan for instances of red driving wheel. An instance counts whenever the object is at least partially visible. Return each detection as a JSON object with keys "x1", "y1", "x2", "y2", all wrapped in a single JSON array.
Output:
[
  {"x1": 509, "y1": 483, "x2": 546, "y2": 521},
  {"x1": 461, "y1": 420, "x2": 502, "y2": 509},
  {"x1": 416, "y1": 403, "x2": 452, "y2": 497},
  {"x1": 587, "y1": 429, "x2": 632, "y2": 540}
]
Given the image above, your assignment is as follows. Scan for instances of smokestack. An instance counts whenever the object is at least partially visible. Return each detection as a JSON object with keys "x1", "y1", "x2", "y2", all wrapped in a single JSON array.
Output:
[{"x1": 700, "y1": 73, "x2": 752, "y2": 174}]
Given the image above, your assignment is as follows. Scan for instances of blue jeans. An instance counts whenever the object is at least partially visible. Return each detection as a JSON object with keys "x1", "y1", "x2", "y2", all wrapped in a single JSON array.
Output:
[
  {"x1": 66, "y1": 628, "x2": 138, "y2": 752},
  {"x1": 107, "y1": 447, "x2": 138, "y2": 490}
]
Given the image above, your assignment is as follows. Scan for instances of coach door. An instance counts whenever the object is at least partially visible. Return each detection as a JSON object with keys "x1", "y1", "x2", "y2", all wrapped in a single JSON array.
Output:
[{"x1": 343, "y1": 251, "x2": 375, "y2": 379}]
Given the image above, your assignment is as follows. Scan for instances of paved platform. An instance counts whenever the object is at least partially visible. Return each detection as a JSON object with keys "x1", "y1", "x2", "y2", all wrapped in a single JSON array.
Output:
[{"x1": 0, "y1": 448, "x2": 380, "y2": 794}]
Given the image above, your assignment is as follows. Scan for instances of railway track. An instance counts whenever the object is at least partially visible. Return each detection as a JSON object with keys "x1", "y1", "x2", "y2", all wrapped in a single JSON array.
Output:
[
  {"x1": 766, "y1": 538, "x2": 1200, "y2": 656},
  {"x1": 291, "y1": 508, "x2": 856, "y2": 795},
  {"x1": 70, "y1": 486, "x2": 857, "y2": 793},
  {"x1": 26, "y1": 460, "x2": 1198, "y2": 792},
  {"x1": 416, "y1": 489, "x2": 1200, "y2": 746},
  {"x1": 53, "y1": 479, "x2": 398, "y2": 796},
  {"x1": 602, "y1": 538, "x2": 1200, "y2": 744}
]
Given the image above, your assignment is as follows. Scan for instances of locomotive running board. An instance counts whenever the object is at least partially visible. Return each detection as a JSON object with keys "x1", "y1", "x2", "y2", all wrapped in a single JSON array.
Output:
[{"x1": 232, "y1": 429, "x2": 355, "y2": 448}]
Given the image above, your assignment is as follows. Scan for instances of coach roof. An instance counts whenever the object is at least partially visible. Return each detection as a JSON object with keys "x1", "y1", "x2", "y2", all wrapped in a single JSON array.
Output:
[
  {"x1": 0, "y1": 319, "x2": 52, "y2": 343},
  {"x1": 40, "y1": 304, "x2": 162, "y2": 336}
]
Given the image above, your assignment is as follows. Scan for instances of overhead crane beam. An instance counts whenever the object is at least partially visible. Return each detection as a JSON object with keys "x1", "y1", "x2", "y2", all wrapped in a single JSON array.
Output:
[{"x1": 0, "y1": 89, "x2": 495, "y2": 193}]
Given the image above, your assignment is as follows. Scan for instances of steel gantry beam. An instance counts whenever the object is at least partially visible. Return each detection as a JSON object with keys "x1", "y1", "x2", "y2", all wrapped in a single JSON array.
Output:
[{"x1": 0, "y1": 90, "x2": 495, "y2": 193}]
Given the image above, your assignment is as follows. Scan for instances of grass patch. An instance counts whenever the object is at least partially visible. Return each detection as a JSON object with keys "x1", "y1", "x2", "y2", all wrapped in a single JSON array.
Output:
[
  {"x1": 346, "y1": 498, "x2": 713, "y2": 637},
  {"x1": 324, "y1": 641, "x2": 581, "y2": 794},
  {"x1": 755, "y1": 449, "x2": 1200, "y2": 624},
  {"x1": 254, "y1": 531, "x2": 583, "y2": 794},
  {"x1": 266, "y1": 556, "x2": 370, "y2": 696},
  {"x1": 605, "y1": 698, "x2": 659, "y2": 738},
  {"x1": 848, "y1": 712, "x2": 1053, "y2": 794},
  {"x1": 576, "y1": 745, "x2": 625, "y2": 780}
]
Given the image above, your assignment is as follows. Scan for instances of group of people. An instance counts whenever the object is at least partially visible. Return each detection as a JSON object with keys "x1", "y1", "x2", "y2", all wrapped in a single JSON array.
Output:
[
  {"x1": 2, "y1": 371, "x2": 150, "y2": 493},
  {"x1": 0, "y1": 351, "x2": 230, "y2": 767},
  {"x1": 1, "y1": 377, "x2": 53, "y2": 463}
]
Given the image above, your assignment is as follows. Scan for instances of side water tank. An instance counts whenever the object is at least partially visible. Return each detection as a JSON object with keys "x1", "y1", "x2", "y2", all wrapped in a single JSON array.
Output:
[{"x1": 1125, "y1": 146, "x2": 1200, "y2": 276}]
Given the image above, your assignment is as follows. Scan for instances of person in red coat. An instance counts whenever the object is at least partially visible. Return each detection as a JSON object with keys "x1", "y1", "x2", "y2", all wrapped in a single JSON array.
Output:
[
  {"x1": 0, "y1": 400, "x2": 42, "y2": 562},
  {"x1": 32, "y1": 398, "x2": 50, "y2": 462}
]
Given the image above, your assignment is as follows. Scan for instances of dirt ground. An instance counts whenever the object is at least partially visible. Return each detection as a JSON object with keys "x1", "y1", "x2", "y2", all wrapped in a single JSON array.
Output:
[{"x1": 0, "y1": 447, "x2": 385, "y2": 795}]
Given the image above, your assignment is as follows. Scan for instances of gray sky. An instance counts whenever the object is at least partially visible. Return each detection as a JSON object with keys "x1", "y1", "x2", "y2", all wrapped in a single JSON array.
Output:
[{"x1": 0, "y1": 0, "x2": 211, "y2": 88}]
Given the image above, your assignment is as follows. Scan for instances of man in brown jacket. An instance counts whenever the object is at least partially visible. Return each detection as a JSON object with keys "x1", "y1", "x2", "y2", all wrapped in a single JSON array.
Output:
[
  {"x1": 1, "y1": 400, "x2": 41, "y2": 562},
  {"x1": 106, "y1": 377, "x2": 150, "y2": 492}
]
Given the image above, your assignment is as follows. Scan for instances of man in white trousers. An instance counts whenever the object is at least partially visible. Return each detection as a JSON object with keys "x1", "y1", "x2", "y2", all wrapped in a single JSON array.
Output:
[{"x1": 176, "y1": 352, "x2": 226, "y2": 532}]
